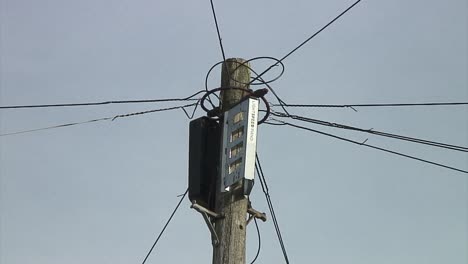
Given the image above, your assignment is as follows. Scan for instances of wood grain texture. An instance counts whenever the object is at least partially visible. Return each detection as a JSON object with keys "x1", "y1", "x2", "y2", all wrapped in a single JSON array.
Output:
[{"x1": 213, "y1": 58, "x2": 250, "y2": 264}]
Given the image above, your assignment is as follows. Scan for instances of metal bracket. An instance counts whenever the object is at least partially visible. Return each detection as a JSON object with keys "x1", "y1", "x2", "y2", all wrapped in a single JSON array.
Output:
[
  {"x1": 191, "y1": 202, "x2": 223, "y2": 246},
  {"x1": 247, "y1": 203, "x2": 267, "y2": 226}
]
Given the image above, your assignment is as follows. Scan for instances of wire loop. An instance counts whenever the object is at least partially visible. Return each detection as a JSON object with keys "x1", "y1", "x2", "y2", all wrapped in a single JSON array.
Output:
[
  {"x1": 227, "y1": 57, "x2": 285, "y2": 86},
  {"x1": 205, "y1": 57, "x2": 285, "y2": 94},
  {"x1": 200, "y1": 87, "x2": 270, "y2": 125}
]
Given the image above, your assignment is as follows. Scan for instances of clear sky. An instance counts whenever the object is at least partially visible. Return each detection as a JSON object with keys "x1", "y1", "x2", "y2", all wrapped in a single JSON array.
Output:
[{"x1": 1, "y1": 0, "x2": 467, "y2": 263}]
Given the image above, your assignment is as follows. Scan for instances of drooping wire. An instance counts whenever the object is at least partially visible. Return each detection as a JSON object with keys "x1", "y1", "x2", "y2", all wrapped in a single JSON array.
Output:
[
  {"x1": 248, "y1": 0, "x2": 362, "y2": 86},
  {"x1": 271, "y1": 101, "x2": 468, "y2": 109},
  {"x1": 271, "y1": 111, "x2": 468, "y2": 153},
  {"x1": 263, "y1": 120, "x2": 287, "y2": 126},
  {"x1": 255, "y1": 154, "x2": 290, "y2": 263},
  {"x1": 0, "y1": 90, "x2": 204, "y2": 109},
  {"x1": 181, "y1": 99, "x2": 201, "y2": 119},
  {"x1": 111, "y1": 103, "x2": 198, "y2": 121},
  {"x1": 141, "y1": 188, "x2": 188, "y2": 264},
  {"x1": 249, "y1": 218, "x2": 261, "y2": 264},
  {"x1": 272, "y1": 120, "x2": 468, "y2": 174},
  {"x1": 0, "y1": 102, "x2": 198, "y2": 136}
]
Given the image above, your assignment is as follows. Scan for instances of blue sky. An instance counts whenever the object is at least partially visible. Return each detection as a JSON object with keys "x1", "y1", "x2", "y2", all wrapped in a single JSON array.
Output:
[{"x1": 1, "y1": 0, "x2": 467, "y2": 263}]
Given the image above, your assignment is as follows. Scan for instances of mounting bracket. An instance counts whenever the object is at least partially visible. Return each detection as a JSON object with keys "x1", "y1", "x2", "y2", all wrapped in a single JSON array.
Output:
[
  {"x1": 191, "y1": 201, "x2": 223, "y2": 246},
  {"x1": 247, "y1": 202, "x2": 267, "y2": 226}
]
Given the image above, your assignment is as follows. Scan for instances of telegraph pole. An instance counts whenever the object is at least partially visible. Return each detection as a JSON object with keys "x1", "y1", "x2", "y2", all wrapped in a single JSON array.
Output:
[{"x1": 212, "y1": 58, "x2": 251, "y2": 264}]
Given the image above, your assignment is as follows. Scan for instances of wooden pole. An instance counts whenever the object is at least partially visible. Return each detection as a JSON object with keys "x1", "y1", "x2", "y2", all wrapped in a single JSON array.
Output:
[{"x1": 212, "y1": 58, "x2": 250, "y2": 264}]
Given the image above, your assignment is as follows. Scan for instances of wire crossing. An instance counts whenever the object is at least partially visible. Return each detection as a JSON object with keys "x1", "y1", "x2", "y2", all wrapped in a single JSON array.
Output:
[{"x1": 256, "y1": 154, "x2": 290, "y2": 264}]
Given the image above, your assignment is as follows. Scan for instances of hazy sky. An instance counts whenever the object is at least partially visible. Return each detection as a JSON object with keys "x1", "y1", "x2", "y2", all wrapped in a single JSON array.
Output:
[{"x1": 1, "y1": 0, "x2": 467, "y2": 263}]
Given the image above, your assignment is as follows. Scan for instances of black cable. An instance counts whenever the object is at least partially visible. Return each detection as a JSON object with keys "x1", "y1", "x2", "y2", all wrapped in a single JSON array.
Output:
[
  {"x1": 0, "y1": 103, "x2": 198, "y2": 136},
  {"x1": 255, "y1": 154, "x2": 290, "y2": 263},
  {"x1": 249, "y1": 218, "x2": 261, "y2": 264},
  {"x1": 204, "y1": 61, "x2": 224, "y2": 108},
  {"x1": 141, "y1": 188, "x2": 188, "y2": 264},
  {"x1": 207, "y1": 0, "x2": 232, "y2": 110},
  {"x1": 248, "y1": 0, "x2": 362, "y2": 86},
  {"x1": 273, "y1": 120, "x2": 468, "y2": 174},
  {"x1": 111, "y1": 103, "x2": 198, "y2": 121},
  {"x1": 212, "y1": 0, "x2": 367, "y2": 126},
  {"x1": 204, "y1": 58, "x2": 285, "y2": 92},
  {"x1": 181, "y1": 99, "x2": 201, "y2": 119},
  {"x1": 0, "y1": 117, "x2": 112, "y2": 136},
  {"x1": 209, "y1": 0, "x2": 227, "y2": 64},
  {"x1": 271, "y1": 111, "x2": 468, "y2": 153},
  {"x1": 199, "y1": 87, "x2": 271, "y2": 124},
  {"x1": 263, "y1": 120, "x2": 287, "y2": 126},
  {"x1": 226, "y1": 57, "x2": 290, "y2": 116},
  {"x1": 203, "y1": 57, "x2": 286, "y2": 111},
  {"x1": 200, "y1": 87, "x2": 254, "y2": 113},
  {"x1": 280, "y1": 0, "x2": 362, "y2": 62},
  {"x1": 201, "y1": 57, "x2": 288, "y2": 119},
  {"x1": 0, "y1": 90, "x2": 204, "y2": 109},
  {"x1": 271, "y1": 101, "x2": 468, "y2": 108},
  {"x1": 226, "y1": 57, "x2": 286, "y2": 86}
]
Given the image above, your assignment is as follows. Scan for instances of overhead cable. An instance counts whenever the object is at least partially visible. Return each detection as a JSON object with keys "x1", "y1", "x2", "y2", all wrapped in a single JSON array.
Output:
[
  {"x1": 271, "y1": 112, "x2": 468, "y2": 153},
  {"x1": 0, "y1": 90, "x2": 204, "y2": 110},
  {"x1": 0, "y1": 117, "x2": 112, "y2": 136},
  {"x1": 141, "y1": 188, "x2": 188, "y2": 264},
  {"x1": 249, "y1": 0, "x2": 362, "y2": 86},
  {"x1": 207, "y1": 0, "x2": 230, "y2": 108},
  {"x1": 209, "y1": 0, "x2": 227, "y2": 63},
  {"x1": 204, "y1": 58, "x2": 290, "y2": 116},
  {"x1": 0, "y1": 103, "x2": 198, "y2": 136},
  {"x1": 256, "y1": 154, "x2": 290, "y2": 263},
  {"x1": 273, "y1": 120, "x2": 468, "y2": 174},
  {"x1": 271, "y1": 101, "x2": 468, "y2": 109}
]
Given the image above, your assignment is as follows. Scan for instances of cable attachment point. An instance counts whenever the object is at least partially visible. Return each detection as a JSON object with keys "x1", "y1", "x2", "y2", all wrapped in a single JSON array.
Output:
[
  {"x1": 207, "y1": 106, "x2": 221, "y2": 118},
  {"x1": 247, "y1": 202, "x2": 267, "y2": 226},
  {"x1": 252, "y1": 88, "x2": 269, "y2": 98},
  {"x1": 191, "y1": 201, "x2": 223, "y2": 247},
  {"x1": 200, "y1": 87, "x2": 271, "y2": 124}
]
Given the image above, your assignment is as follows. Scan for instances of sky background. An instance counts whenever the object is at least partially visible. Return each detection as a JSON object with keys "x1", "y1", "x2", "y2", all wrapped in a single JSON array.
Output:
[{"x1": 1, "y1": 0, "x2": 467, "y2": 263}]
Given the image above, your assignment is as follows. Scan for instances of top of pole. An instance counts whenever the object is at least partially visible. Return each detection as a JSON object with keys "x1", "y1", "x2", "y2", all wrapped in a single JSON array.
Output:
[{"x1": 220, "y1": 58, "x2": 251, "y2": 111}]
